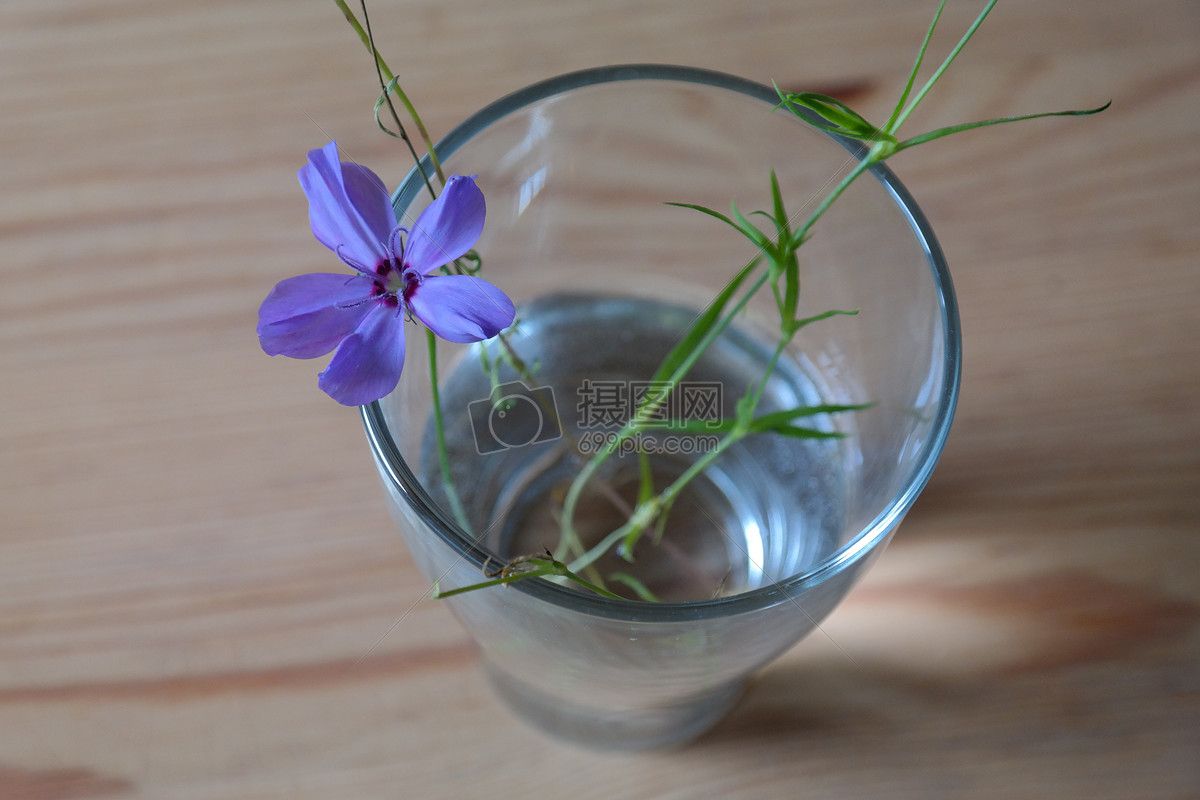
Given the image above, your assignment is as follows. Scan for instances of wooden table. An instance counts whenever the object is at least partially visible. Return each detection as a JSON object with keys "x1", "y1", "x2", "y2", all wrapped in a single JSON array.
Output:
[{"x1": 2, "y1": 1, "x2": 1197, "y2": 797}]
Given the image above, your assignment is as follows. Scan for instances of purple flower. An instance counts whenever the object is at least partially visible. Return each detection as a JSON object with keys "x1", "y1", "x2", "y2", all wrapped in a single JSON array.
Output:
[{"x1": 258, "y1": 141, "x2": 515, "y2": 406}]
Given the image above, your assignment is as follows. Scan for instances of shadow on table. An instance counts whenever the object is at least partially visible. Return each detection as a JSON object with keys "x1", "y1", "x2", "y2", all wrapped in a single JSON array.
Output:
[{"x1": 692, "y1": 644, "x2": 1199, "y2": 789}]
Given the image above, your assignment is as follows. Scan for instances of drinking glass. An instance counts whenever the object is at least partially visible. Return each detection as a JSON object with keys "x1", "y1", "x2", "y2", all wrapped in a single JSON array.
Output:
[{"x1": 361, "y1": 64, "x2": 960, "y2": 750}]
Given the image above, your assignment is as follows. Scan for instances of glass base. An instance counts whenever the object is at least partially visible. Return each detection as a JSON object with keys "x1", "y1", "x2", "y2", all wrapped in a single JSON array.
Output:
[{"x1": 483, "y1": 659, "x2": 745, "y2": 751}]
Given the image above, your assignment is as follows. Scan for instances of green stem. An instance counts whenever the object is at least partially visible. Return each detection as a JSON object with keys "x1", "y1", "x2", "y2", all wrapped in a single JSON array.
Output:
[
  {"x1": 567, "y1": 432, "x2": 741, "y2": 575},
  {"x1": 884, "y1": 0, "x2": 946, "y2": 133},
  {"x1": 554, "y1": 267, "x2": 772, "y2": 561},
  {"x1": 334, "y1": 0, "x2": 447, "y2": 187},
  {"x1": 433, "y1": 557, "x2": 624, "y2": 600},
  {"x1": 427, "y1": 329, "x2": 471, "y2": 532},
  {"x1": 560, "y1": 152, "x2": 878, "y2": 577},
  {"x1": 794, "y1": 154, "x2": 877, "y2": 244},
  {"x1": 743, "y1": 334, "x2": 791, "y2": 418},
  {"x1": 891, "y1": 0, "x2": 999, "y2": 132},
  {"x1": 606, "y1": 322, "x2": 794, "y2": 562}
]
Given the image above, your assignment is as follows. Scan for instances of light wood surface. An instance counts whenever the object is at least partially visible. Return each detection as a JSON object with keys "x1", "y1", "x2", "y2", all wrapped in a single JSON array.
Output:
[{"x1": 2, "y1": 1, "x2": 1197, "y2": 797}]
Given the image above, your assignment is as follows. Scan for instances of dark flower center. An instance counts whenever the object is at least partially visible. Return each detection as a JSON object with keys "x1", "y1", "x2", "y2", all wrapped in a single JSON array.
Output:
[
  {"x1": 372, "y1": 261, "x2": 405, "y2": 308},
  {"x1": 401, "y1": 267, "x2": 423, "y2": 304}
]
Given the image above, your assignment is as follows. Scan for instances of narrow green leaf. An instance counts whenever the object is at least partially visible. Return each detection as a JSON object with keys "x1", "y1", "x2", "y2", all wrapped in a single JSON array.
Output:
[
  {"x1": 730, "y1": 202, "x2": 771, "y2": 250},
  {"x1": 664, "y1": 201, "x2": 736, "y2": 229},
  {"x1": 609, "y1": 572, "x2": 661, "y2": 602},
  {"x1": 884, "y1": 0, "x2": 947, "y2": 133},
  {"x1": 769, "y1": 170, "x2": 789, "y2": 238},
  {"x1": 661, "y1": 419, "x2": 737, "y2": 435},
  {"x1": 434, "y1": 556, "x2": 625, "y2": 600},
  {"x1": 781, "y1": 254, "x2": 800, "y2": 329},
  {"x1": 778, "y1": 92, "x2": 867, "y2": 133},
  {"x1": 432, "y1": 567, "x2": 555, "y2": 598},
  {"x1": 892, "y1": 0, "x2": 1000, "y2": 130},
  {"x1": 777, "y1": 90, "x2": 895, "y2": 144},
  {"x1": 552, "y1": 560, "x2": 625, "y2": 599},
  {"x1": 749, "y1": 403, "x2": 874, "y2": 433},
  {"x1": 666, "y1": 201, "x2": 769, "y2": 250},
  {"x1": 786, "y1": 307, "x2": 859, "y2": 336},
  {"x1": 771, "y1": 426, "x2": 849, "y2": 440},
  {"x1": 895, "y1": 102, "x2": 1112, "y2": 151},
  {"x1": 749, "y1": 209, "x2": 789, "y2": 238},
  {"x1": 648, "y1": 256, "x2": 762, "y2": 385},
  {"x1": 788, "y1": 227, "x2": 811, "y2": 251}
]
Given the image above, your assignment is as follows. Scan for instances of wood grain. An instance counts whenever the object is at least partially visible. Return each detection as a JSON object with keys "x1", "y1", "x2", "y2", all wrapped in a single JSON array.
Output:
[{"x1": 1, "y1": 1, "x2": 1197, "y2": 798}]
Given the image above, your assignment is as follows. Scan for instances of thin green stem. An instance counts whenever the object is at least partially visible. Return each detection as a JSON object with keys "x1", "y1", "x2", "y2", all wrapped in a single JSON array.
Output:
[
  {"x1": 794, "y1": 154, "x2": 877, "y2": 244},
  {"x1": 892, "y1": 0, "x2": 999, "y2": 131},
  {"x1": 493, "y1": 330, "x2": 588, "y2": 462},
  {"x1": 884, "y1": 0, "x2": 947, "y2": 133},
  {"x1": 427, "y1": 329, "x2": 471, "y2": 532},
  {"x1": 606, "y1": 319, "x2": 794, "y2": 561},
  {"x1": 561, "y1": 148, "x2": 881, "y2": 576},
  {"x1": 744, "y1": 335, "x2": 791, "y2": 417},
  {"x1": 567, "y1": 507, "x2": 659, "y2": 575},
  {"x1": 413, "y1": 0, "x2": 1103, "y2": 601},
  {"x1": 554, "y1": 267, "x2": 771, "y2": 561},
  {"x1": 359, "y1": 1, "x2": 435, "y2": 199},
  {"x1": 559, "y1": 150, "x2": 875, "y2": 571},
  {"x1": 334, "y1": 0, "x2": 446, "y2": 187},
  {"x1": 433, "y1": 557, "x2": 624, "y2": 600}
]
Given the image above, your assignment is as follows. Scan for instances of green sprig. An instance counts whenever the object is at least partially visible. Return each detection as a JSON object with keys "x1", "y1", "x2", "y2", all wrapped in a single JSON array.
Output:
[
  {"x1": 433, "y1": 554, "x2": 624, "y2": 600},
  {"x1": 360, "y1": 0, "x2": 1109, "y2": 602},
  {"x1": 776, "y1": 0, "x2": 1110, "y2": 158}
]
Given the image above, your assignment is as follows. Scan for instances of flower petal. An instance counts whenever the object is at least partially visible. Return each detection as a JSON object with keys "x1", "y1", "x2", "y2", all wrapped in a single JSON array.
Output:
[
  {"x1": 299, "y1": 141, "x2": 395, "y2": 268},
  {"x1": 408, "y1": 274, "x2": 515, "y2": 343},
  {"x1": 317, "y1": 304, "x2": 407, "y2": 406},
  {"x1": 403, "y1": 175, "x2": 485, "y2": 274},
  {"x1": 257, "y1": 273, "x2": 375, "y2": 358}
]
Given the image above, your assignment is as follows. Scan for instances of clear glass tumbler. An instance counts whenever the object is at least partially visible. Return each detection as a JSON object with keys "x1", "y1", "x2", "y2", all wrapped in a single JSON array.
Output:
[{"x1": 362, "y1": 65, "x2": 960, "y2": 750}]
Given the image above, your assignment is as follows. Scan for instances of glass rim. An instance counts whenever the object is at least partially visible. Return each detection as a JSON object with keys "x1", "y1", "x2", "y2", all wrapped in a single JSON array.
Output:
[{"x1": 361, "y1": 63, "x2": 961, "y2": 622}]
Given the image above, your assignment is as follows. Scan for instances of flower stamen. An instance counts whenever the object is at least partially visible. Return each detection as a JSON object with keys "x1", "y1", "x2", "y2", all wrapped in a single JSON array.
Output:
[{"x1": 335, "y1": 245, "x2": 379, "y2": 277}]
